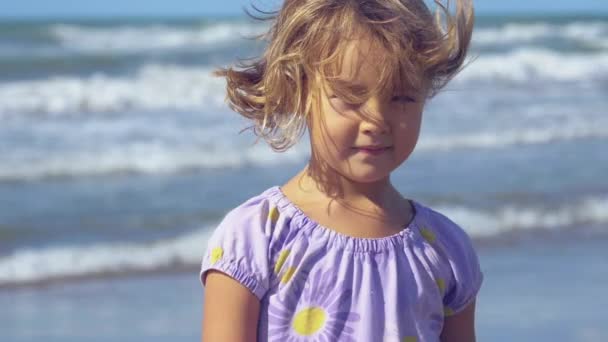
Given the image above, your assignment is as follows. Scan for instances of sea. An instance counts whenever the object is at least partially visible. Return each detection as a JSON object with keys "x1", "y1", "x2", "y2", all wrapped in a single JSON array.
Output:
[{"x1": 0, "y1": 13, "x2": 607, "y2": 342}]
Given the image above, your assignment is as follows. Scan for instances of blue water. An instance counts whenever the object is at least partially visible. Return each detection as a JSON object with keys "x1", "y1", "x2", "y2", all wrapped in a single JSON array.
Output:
[{"x1": 0, "y1": 13, "x2": 607, "y2": 341}]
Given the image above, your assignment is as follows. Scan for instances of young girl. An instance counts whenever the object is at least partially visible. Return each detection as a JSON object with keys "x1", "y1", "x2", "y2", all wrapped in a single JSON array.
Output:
[{"x1": 200, "y1": 0, "x2": 483, "y2": 341}]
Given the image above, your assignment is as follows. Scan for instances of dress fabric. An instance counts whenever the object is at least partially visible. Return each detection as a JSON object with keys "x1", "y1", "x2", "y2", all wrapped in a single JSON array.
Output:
[{"x1": 200, "y1": 186, "x2": 484, "y2": 342}]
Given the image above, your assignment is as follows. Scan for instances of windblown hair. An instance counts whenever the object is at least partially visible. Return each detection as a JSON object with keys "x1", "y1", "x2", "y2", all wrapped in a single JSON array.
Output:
[{"x1": 215, "y1": 0, "x2": 475, "y2": 151}]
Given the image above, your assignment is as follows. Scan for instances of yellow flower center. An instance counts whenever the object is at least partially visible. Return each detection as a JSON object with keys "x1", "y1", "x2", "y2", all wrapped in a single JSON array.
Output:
[{"x1": 292, "y1": 307, "x2": 327, "y2": 336}]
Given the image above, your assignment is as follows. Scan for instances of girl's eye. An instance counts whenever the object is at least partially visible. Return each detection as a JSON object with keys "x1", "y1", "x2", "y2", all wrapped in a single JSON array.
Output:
[
  {"x1": 391, "y1": 95, "x2": 416, "y2": 103},
  {"x1": 329, "y1": 96, "x2": 358, "y2": 110}
]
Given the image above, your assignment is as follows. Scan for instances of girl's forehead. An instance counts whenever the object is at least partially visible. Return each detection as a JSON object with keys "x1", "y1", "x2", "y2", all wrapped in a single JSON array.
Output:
[
  {"x1": 324, "y1": 38, "x2": 388, "y2": 85},
  {"x1": 339, "y1": 39, "x2": 383, "y2": 78},
  {"x1": 318, "y1": 37, "x2": 421, "y2": 95}
]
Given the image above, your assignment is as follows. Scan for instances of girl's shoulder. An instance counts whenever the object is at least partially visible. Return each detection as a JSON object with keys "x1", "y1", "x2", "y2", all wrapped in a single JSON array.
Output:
[
  {"x1": 207, "y1": 186, "x2": 299, "y2": 245},
  {"x1": 411, "y1": 200, "x2": 484, "y2": 315},
  {"x1": 199, "y1": 186, "x2": 299, "y2": 299},
  {"x1": 412, "y1": 200, "x2": 477, "y2": 251},
  {"x1": 212, "y1": 186, "x2": 285, "y2": 232}
]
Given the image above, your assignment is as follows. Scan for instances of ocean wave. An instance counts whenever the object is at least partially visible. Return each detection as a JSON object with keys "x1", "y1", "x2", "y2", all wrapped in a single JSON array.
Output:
[
  {"x1": 0, "y1": 142, "x2": 307, "y2": 182},
  {"x1": 0, "y1": 48, "x2": 605, "y2": 118},
  {"x1": 457, "y1": 48, "x2": 608, "y2": 82},
  {"x1": 0, "y1": 227, "x2": 213, "y2": 287},
  {"x1": 473, "y1": 21, "x2": 608, "y2": 48},
  {"x1": 1, "y1": 196, "x2": 606, "y2": 286},
  {"x1": 0, "y1": 64, "x2": 226, "y2": 117},
  {"x1": 46, "y1": 21, "x2": 608, "y2": 53},
  {"x1": 1, "y1": 121, "x2": 606, "y2": 181},
  {"x1": 3, "y1": 20, "x2": 607, "y2": 63},
  {"x1": 419, "y1": 124, "x2": 608, "y2": 151},
  {"x1": 436, "y1": 196, "x2": 608, "y2": 238},
  {"x1": 50, "y1": 22, "x2": 267, "y2": 54}
]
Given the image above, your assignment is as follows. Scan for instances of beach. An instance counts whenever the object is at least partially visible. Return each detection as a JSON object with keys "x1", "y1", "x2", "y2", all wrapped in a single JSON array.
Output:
[{"x1": 0, "y1": 13, "x2": 607, "y2": 341}]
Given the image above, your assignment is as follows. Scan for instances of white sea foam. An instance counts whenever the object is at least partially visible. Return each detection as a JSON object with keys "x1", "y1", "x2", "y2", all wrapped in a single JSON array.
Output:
[
  {"x1": 1, "y1": 196, "x2": 606, "y2": 286},
  {"x1": 48, "y1": 21, "x2": 608, "y2": 53},
  {"x1": 0, "y1": 64, "x2": 226, "y2": 116},
  {"x1": 473, "y1": 21, "x2": 608, "y2": 48},
  {"x1": 436, "y1": 196, "x2": 608, "y2": 238},
  {"x1": 50, "y1": 22, "x2": 267, "y2": 53},
  {"x1": 456, "y1": 48, "x2": 608, "y2": 82},
  {"x1": 0, "y1": 226, "x2": 214, "y2": 286},
  {"x1": 419, "y1": 124, "x2": 608, "y2": 151},
  {"x1": 0, "y1": 142, "x2": 307, "y2": 182},
  {"x1": 1, "y1": 119, "x2": 606, "y2": 181},
  {"x1": 0, "y1": 48, "x2": 605, "y2": 118}
]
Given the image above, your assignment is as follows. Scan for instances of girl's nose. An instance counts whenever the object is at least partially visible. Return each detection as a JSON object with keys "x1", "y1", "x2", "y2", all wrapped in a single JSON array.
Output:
[
  {"x1": 361, "y1": 118, "x2": 389, "y2": 135},
  {"x1": 360, "y1": 98, "x2": 390, "y2": 134}
]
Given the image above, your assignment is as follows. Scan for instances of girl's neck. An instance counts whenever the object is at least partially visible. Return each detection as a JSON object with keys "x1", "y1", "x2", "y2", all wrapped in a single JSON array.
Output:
[
  {"x1": 281, "y1": 165, "x2": 414, "y2": 238},
  {"x1": 288, "y1": 164, "x2": 403, "y2": 214}
]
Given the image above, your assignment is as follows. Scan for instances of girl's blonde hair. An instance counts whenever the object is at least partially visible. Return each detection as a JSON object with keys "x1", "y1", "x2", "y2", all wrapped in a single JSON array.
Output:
[{"x1": 215, "y1": 0, "x2": 474, "y2": 151}]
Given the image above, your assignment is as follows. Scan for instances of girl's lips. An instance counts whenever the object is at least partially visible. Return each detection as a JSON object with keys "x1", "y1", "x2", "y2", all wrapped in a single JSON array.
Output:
[{"x1": 354, "y1": 146, "x2": 392, "y2": 155}]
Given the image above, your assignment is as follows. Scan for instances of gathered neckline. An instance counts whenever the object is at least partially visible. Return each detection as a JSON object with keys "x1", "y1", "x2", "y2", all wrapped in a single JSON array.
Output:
[{"x1": 266, "y1": 185, "x2": 423, "y2": 253}]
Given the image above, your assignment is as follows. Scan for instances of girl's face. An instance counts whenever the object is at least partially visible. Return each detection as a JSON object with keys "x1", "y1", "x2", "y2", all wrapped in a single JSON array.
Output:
[{"x1": 308, "y1": 37, "x2": 426, "y2": 184}]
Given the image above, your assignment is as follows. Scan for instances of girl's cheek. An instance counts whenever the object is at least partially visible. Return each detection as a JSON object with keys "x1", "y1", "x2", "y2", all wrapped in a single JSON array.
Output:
[
  {"x1": 332, "y1": 104, "x2": 354, "y2": 114},
  {"x1": 329, "y1": 99, "x2": 359, "y2": 114}
]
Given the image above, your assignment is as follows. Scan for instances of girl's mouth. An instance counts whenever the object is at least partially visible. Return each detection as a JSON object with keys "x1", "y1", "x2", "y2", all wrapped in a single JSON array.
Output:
[{"x1": 354, "y1": 146, "x2": 392, "y2": 155}]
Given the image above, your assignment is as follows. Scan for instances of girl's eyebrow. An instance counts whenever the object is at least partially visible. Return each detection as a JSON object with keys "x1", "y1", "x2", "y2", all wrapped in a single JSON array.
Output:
[
  {"x1": 329, "y1": 77, "x2": 419, "y2": 96},
  {"x1": 329, "y1": 78, "x2": 370, "y2": 93}
]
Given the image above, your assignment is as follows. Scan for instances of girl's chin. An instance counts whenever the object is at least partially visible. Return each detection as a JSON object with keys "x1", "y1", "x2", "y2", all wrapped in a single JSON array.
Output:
[
  {"x1": 342, "y1": 170, "x2": 392, "y2": 184},
  {"x1": 308, "y1": 158, "x2": 394, "y2": 184}
]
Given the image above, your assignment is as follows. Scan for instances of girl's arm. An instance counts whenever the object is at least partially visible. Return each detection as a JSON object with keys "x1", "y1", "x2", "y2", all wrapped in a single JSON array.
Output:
[
  {"x1": 440, "y1": 298, "x2": 477, "y2": 342},
  {"x1": 202, "y1": 270, "x2": 260, "y2": 342}
]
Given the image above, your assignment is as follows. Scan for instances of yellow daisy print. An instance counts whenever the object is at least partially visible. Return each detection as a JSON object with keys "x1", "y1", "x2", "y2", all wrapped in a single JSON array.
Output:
[
  {"x1": 292, "y1": 306, "x2": 326, "y2": 335},
  {"x1": 436, "y1": 278, "x2": 446, "y2": 296},
  {"x1": 274, "y1": 249, "x2": 298, "y2": 284},
  {"x1": 281, "y1": 266, "x2": 297, "y2": 284},
  {"x1": 210, "y1": 246, "x2": 223, "y2": 265},
  {"x1": 268, "y1": 267, "x2": 360, "y2": 341},
  {"x1": 420, "y1": 226, "x2": 436, "y2": 243},
  {"x1": 275, "y1": 249, "x2": 291, "y2": 274},
  {"x1": 269, "y1": 206, "x2": 280, "y2": 226}
]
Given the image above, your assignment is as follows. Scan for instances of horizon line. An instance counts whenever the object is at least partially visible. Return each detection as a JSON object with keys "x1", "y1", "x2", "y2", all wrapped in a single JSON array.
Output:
[{"x1": 0, "y1": 10, "x2": 606, "y2": 22}]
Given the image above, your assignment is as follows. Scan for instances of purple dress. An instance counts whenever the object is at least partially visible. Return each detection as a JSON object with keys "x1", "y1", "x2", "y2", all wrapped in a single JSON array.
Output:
[{"x1": 200, "y1": 186, "x2": 483, "y2": 342}]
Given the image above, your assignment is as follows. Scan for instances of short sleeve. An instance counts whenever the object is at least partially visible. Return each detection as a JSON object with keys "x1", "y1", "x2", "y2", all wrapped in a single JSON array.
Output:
[
  {"x1": 425, "y1": 208, "x2": 484, "y2": 315},
  {"x1": 199, "y1": 196, "x2": 275, "y2": 300}
]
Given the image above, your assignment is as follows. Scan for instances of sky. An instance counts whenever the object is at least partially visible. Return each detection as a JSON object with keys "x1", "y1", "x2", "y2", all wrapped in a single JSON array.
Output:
[{"x1": 0, "y1": 0, "x2": 606, "y2": 19}]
